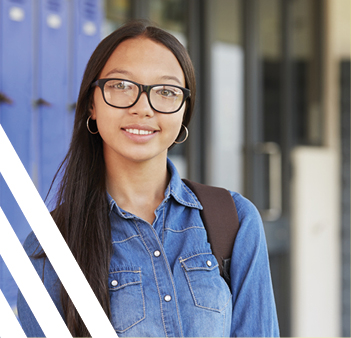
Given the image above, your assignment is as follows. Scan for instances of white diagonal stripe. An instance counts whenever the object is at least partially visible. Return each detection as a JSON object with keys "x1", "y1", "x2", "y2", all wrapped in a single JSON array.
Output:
[
  {"x1": 0, "y1": 125, "x2": 118, "y2": 337},
  {"x1": 0, "y1": 289, "x2": 27, "y2": 338},
  {"x1": 0, "y1": 208, "x2": 70, "y2": 337}
]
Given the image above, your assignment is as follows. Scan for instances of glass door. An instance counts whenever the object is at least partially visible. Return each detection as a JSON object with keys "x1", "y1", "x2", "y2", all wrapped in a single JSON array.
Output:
[{"x1": 244, "y1": 0, "x2": 324, "y2": 335}]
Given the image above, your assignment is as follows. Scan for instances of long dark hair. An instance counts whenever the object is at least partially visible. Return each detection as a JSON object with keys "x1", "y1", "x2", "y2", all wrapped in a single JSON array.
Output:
[{"x1": 46, "y1": 20, "x2": 196, "y2": 336}]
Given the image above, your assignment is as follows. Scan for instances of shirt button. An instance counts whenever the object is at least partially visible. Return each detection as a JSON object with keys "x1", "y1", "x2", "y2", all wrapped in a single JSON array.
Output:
[
  {"x1": 111, "y1": 280, "x2": 118, "y2": 287},
  {"x1": 164, "y1": 295, "x2": 172, "y2": 302},
  {"x1": 153, "y1": 250, "x2": 161, "y2": 257},
  {"x1": 206, "y1": 260, "x2": 212, "y2": 267}
]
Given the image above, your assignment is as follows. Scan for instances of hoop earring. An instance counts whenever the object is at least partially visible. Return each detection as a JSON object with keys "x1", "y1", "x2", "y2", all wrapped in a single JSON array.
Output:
[
  {"x1": 86, "y1": 115, "x2": 99, "y2": 135},
  {"x1": 174, "y1": 124, "x2": 189, "y2": 144}
]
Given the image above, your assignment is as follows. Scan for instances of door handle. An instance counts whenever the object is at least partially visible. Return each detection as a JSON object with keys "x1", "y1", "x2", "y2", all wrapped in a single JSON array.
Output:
[
  {"x1": 0, "y1": 92, "x2": 13, "y2": 105},
  {"x1": 255, "y1": 142, "x2": 282, "y2": 221}
]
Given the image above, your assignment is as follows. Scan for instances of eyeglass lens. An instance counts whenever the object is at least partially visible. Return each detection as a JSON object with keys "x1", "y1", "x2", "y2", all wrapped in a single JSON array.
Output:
[{"x1": 103, "y1": 79, "x2": 184, "y2": 113}]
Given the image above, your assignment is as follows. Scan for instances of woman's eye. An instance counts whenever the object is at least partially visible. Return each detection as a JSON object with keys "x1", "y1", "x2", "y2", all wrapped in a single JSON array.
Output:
[
  {"x1": 114, "y1": 82, "x2": 126, "y2": 89},
  {"x1": 107, "y1": 81, "x2": 130, "y2": 90},
  {"x1": 158, "y1": 88, "x2": 177, "y2": 97}
]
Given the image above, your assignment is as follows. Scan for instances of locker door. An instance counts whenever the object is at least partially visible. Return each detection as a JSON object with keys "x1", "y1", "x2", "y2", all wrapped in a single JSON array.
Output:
[
  {"x1": 0, "y1": 0, "x2": 34, "y2": 308},
  {"x1": 69, "y1": 0, "x2": 102, "y2": 131},
  {"x1": 36, "y1": 0, "x2": 69, "y2": 202}
]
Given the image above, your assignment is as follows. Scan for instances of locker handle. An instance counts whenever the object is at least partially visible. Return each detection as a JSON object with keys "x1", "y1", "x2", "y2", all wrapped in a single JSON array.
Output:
[
  {"x1": 0, "y1": 92, "x2": 13, "y2": 105},
  {"x1": 34, "y1": 98, "x2": 51, "y2": 107},
  {"x1": 255, "y1": 142, "x2": 282, "y2": 222},
  {"x1": 68, "y1": 102, "x2": 76, "y2": 111}
]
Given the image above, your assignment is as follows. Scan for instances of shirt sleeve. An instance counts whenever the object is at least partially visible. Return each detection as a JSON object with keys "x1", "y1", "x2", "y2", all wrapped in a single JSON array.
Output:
[
  {"x1": 229, "y1": 192, "x2": 280, "y2": 337},
  {"x1": 17, "y1": 231, "x2": 64, "y2": 337}
]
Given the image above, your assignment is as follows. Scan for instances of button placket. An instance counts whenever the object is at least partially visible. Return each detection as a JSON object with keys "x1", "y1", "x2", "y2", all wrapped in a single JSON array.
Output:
[{"x1": 132, "y1": 208, "x2": 182, "y2": 336}]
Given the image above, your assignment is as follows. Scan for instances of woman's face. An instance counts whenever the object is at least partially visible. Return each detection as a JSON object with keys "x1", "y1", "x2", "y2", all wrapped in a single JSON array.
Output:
[{"x1": 91, "y1": 37, "x2": 186, "y2": 165}]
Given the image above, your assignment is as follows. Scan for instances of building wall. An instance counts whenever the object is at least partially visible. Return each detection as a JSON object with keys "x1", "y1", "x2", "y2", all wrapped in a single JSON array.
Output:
[{"x1": 291, "y1": 0, "x2": 350, "y2": 336}]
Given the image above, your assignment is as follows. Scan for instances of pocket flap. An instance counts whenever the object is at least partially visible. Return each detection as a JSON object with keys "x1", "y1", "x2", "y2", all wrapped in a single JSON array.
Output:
[
  {"x1": 180, "y1": 253, "x2": 218, "y2": 272},
  {"x1": 108, "y1": 269, "x2": 141, "y2": 290}
]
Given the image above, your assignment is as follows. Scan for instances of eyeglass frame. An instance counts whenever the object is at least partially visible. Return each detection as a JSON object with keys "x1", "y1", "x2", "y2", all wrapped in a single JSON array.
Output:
[{"x1": 91, "y1": 78, "x2": 191, "y2": 114}]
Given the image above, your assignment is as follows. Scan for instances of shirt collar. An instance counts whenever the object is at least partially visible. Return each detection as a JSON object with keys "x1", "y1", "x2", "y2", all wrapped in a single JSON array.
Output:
[
  {"x1": 107, "y1": 157, "x2": 203, "y2": 215},
  {"x1": 166, "y1": 158, "x2": 203, "y2": 210}
]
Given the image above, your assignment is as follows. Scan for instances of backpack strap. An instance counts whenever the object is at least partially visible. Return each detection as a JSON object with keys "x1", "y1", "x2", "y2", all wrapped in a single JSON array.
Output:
[{"x1": 182, "y1": 179, "x2": 240, "y2": 281}]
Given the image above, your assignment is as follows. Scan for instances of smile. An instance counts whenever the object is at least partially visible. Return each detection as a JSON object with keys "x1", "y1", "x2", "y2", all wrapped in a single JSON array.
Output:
[{"x1": 125, "y1": 128, "x2": 154, "y2": 135}]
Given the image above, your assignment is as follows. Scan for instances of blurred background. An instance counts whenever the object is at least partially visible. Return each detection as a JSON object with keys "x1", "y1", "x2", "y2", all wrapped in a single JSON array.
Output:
[{"x1": 0, "y1": 0, "x2": 350, "y2": 336}]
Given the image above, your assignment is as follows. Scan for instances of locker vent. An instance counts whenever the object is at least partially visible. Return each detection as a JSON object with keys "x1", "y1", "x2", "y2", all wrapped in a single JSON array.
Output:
[
  {"x1": 46, "y1": 0, "x2": 61, "y2": 13},
  {"x1": 83, "y1": 0, "x2": 97, "y2": 21}
]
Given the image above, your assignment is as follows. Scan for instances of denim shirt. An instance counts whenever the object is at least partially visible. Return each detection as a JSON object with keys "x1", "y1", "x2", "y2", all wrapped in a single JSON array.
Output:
[{"x1": 18, "y1": 159, "x2": 279, "y2": 337}]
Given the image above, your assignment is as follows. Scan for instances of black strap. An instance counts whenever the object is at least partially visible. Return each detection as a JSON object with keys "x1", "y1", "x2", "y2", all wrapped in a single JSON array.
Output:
[{"x1": 182, "y1": 179, "x2": 239, "y2": 277}]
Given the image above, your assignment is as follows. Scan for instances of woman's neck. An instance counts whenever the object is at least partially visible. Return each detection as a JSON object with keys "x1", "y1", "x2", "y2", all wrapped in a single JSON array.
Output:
[{"x1": 105, "y1": 154, "x2": 170, "y2": 224}]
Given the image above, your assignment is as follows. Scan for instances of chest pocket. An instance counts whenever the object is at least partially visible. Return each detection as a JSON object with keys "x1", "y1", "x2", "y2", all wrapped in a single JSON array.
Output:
[
  {"x1": 180, "y1": 253, "x2": 231, "y2": 312},
  {"x1": 109, "y1": 268, "x2": 145, "y2": 333}
]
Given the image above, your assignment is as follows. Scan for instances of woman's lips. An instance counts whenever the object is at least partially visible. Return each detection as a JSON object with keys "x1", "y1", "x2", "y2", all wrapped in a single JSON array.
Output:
[{"x1": 121, "y1": 126, "x2": 159, "y2": 143}]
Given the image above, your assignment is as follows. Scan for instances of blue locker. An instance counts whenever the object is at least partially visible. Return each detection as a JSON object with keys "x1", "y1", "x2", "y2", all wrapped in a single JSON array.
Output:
[
  {"x1": 37, "y1": 0, "x2": 69, "y2": 203},
  {"x1": 0, "y1": 0, "x2": 34, "y2": 310},
  {"x1": 70, "y1": 0, "x2": 102, "y2": 111}
]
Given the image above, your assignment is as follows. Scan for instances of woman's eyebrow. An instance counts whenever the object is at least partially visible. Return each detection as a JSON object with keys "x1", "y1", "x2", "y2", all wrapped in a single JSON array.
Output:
[
  {"x1": 104, "y1": 69, "x2": 183, "y2": 85},
  {"x1": 104, "y1": 68, "x2": 131, "y2": 77},
  {"x1": 159, "y1": 75, "x2": 182, "y2": 85}
]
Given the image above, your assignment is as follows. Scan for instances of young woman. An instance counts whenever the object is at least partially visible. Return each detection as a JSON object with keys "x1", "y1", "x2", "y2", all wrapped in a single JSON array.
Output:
[{"x1": 18, "y1": 20, "x2": 279, "y2": 337}]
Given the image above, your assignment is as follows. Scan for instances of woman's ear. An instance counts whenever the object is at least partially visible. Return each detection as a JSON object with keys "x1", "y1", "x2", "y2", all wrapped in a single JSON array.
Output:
[{"x1": 89, "y1": 99, "x2": 96, "y2": 120}]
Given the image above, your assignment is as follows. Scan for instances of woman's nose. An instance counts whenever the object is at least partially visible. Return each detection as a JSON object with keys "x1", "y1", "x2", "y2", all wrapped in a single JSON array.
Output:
[{"x1": 128, "y1": 92, "x2": 154, "y2": 117}]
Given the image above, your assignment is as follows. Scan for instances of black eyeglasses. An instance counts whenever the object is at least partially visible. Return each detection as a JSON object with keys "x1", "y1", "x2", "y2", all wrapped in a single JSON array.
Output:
[{"x1": 91, "y1": 78, "x2": 191, "y2": 114}]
